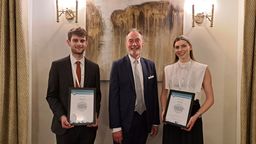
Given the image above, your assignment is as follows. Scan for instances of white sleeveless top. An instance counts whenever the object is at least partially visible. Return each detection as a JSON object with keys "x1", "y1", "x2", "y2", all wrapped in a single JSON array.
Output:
[{"x1": 164, "y1": 60, "x2": 207, "y2": 100}]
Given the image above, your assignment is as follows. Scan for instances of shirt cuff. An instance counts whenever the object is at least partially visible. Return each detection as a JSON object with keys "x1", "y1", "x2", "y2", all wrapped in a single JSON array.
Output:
[{"x1": 112, "y1": 127, "x2": 122, "y2": 133}]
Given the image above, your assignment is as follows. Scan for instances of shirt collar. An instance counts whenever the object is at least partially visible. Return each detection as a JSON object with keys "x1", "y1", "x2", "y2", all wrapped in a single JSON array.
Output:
[
  {"x1": 70, "y1": 54, "x2": 85, "y2": 65},
  {"x1": 128, "y1": 54, "x2": 141, "y2": 64},
  {"x1": 177, "y1": 59, "x2": 192, "y2": 68}
]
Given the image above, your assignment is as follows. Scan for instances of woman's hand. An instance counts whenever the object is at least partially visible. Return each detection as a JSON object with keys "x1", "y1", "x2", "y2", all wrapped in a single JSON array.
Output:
[{"x1": 182, "y1": 113, "x2": 200, "y2": 131}]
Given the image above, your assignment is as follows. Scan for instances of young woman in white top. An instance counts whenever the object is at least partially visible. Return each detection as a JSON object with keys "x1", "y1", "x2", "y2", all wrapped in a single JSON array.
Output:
[{"x1": 161, "y1": 35, "x2": 214, "y2": 144}]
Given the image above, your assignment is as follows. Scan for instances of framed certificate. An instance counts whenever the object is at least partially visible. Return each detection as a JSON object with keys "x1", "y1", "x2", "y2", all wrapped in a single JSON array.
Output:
[
  {"x1": 68, "y1": 88, "x2": 96, "y2": 125},
  {"x1": 163, "y1": 89, "x2": 195, "y2": 128}
]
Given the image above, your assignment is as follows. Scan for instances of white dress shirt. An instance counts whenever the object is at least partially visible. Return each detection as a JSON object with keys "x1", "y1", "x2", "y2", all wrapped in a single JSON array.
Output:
[{"x1": 70, "y1": 54, "x2": 85, "y2": 87}]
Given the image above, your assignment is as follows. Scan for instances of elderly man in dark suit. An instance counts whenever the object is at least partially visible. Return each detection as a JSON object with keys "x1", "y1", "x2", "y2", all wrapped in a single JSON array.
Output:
[
  {"x1": 109, "y1": 28, "x2": 160, "y2": 144},
  {"x1": 46, "y1": 27, "x2": 101, "y2": 144}
]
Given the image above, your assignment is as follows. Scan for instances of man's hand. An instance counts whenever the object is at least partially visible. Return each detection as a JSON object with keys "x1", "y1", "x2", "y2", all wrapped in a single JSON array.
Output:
[
  {"x1": 112, "y1": 130, "x2": 123, "y2": 144},
  {"x1": 150, "y1": 125, "x2": 158, "y2": 137},
  {"x1": 60, "y1": 115, "x2": 74, "y2": 129}
]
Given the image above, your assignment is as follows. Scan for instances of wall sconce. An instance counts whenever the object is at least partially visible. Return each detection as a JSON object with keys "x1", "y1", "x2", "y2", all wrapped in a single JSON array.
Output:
[
  {"x1": 56, "y1": 0, "x2": 78, "y2": 23},
  {"x1": 192, "y1": 4, "x2": 214, "y2": 27}
]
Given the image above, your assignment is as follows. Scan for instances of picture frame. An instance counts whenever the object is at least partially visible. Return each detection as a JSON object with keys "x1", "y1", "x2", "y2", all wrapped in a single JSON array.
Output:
[
  {"x1": 68, "y1": 88, "x2": 96, "y2": 125},
  {"x1": 163, "y1": 89, "x2": 195, "y2": 128}
]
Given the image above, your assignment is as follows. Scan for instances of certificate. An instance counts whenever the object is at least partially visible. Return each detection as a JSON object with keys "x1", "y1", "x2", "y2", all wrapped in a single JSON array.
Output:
[
  {"x1": 163, "y1": 89, "x2": 195, "y2": 128},
  {"x1": 68, "y1": 88, "x2": 96, "y2": 125}
]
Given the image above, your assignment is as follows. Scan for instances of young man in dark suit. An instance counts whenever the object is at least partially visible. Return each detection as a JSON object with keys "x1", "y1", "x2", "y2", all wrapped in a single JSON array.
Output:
[
  {"x1": 46, "y1": 27, "x2": 101, "y2": 144},
  {"x1": 109, "y1": 28, "x2": 160, "y2": 144}
]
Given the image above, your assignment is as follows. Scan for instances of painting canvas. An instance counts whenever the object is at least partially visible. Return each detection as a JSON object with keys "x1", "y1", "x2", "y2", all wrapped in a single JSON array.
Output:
[{"x1": 85, "y1": 0, "x2": 184, "y2": 80}]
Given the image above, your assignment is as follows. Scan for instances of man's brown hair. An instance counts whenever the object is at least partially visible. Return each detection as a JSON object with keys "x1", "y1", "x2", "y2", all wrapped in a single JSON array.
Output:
[{"x1": 67, "y1": 27, "x2": 88, "y2": 40}]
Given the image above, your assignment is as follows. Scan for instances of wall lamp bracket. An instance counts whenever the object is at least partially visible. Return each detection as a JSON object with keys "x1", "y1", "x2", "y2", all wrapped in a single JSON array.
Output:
[
  {"x1": 192, "y1": 4, "x2": 214, "y2": 27},
  {"x1": 56, "y1": 0, "x2": 78, "y2": 23}
]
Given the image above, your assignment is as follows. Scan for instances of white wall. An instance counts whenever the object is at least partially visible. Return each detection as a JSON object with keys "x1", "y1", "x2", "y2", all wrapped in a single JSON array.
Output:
[
  {"x1": 31, "y1": 0, "x2": 242, "y2": 143},
  {"x1": 183, "y1": 0, "x2": 241, "y2": 143}
]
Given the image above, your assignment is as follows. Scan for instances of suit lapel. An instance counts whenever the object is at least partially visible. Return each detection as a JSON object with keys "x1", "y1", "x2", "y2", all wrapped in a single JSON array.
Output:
[
  {"x1": 64, "y1": 56, "x2": 74, "y2": 87},
  {"x1": 140, "y1": 58, "x2": 148, "y2": 92},
  {"x1": 124, "y1": 55, "x2": 135, "y2": 92}
]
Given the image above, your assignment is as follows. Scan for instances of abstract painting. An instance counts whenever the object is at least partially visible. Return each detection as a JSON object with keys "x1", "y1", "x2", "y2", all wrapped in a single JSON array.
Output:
[{"x1": 85, "y1": 0, "x2": 184, "y2": 80}]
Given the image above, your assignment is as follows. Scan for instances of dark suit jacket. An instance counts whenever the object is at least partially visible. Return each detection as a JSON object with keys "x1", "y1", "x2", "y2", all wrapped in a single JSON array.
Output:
[
  {"x1": 46, "y1": 56, "x2": 101, "y2": 135},
  {"x1": 109, "y1": 55, "x2": 160, "y2": 132}
]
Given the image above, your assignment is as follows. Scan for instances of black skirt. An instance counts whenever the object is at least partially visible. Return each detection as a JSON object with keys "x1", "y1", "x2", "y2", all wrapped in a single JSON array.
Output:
[{"x1": 162, "y1": 100, "x2": 203, "y2": 144}]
